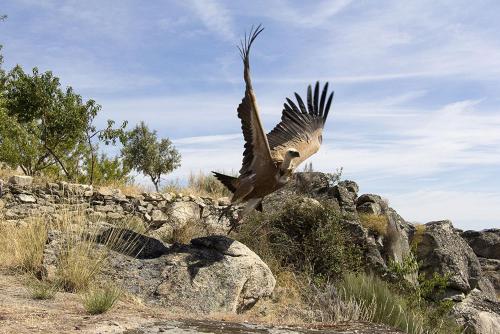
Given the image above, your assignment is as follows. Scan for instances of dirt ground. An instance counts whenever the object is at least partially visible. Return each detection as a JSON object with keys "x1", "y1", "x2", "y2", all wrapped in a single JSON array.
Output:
[{"x1": 0, "y1": 271, "x2": 402, "y2": 334}]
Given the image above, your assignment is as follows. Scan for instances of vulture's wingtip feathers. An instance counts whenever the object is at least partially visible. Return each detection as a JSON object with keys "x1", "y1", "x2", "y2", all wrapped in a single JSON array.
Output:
[{"x1": 288, "y1": 82, "x2": 334, "y2": 123}]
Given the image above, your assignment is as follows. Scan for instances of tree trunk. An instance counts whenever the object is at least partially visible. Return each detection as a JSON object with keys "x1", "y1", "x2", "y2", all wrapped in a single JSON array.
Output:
[{"x1": 45, "y1": 146, "x2": 71, "y2": 180}]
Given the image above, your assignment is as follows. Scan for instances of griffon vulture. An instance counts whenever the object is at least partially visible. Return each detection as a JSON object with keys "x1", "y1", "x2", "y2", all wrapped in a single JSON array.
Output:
[{"x1": 213, "y1": 25, "x2": 334, "y2": 222}]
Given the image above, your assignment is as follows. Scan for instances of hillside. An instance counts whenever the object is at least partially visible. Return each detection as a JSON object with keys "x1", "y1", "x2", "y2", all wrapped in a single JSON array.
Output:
[{"x1": 0, "y1": 173, "x2": 499, "y2": 334}]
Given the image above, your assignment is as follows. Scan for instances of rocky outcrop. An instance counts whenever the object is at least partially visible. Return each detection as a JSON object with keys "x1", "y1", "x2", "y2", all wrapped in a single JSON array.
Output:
[
  {"x1": 415, "y1": 220, "x2": 483, "y2": 296},
  {"x1": 452, "y1": 289, "x2": 500, "y2": 334},
  {"x1": 479, "y1": 258, "x2": 500, "y2": 296},
  {"x1": 100, "y1": 233, "x2": 275, "y2": 314},
  {"x1": 461, "y1": 229, "x2": 500, "y2": 296},
  {"x1": 276, "y1": 173, "x2": 415, "y2": 282},
  {"x1": 2, "y1": 173, "x2": 499, "y2": 331},
  {"x1": 413, "y1": 220, "x2": 500, "y2": 333},
  {"x1": 462, "y1": 229, "x2": 500, "y2": 260}
]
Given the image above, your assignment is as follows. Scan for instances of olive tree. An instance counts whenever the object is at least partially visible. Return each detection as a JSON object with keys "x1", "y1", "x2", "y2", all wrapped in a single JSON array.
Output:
[
  {"x1": 1, "y1": 66, "x2": 126, "y2": 182},
  {"x1": 121, "y1": 122, "x2": 181, "y2": 191}
]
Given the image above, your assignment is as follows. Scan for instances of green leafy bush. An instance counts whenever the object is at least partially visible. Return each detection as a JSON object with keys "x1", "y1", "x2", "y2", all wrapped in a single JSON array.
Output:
[{"x1": 237, "y1": 195, "x2": 362, "y2": 281}]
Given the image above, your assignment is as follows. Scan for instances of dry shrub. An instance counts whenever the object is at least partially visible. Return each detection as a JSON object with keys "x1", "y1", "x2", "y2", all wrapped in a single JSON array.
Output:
[
  {"x1": 359, "y1": 213, "x2": 389, "y2": 236},
  {"x1": 236, "y1": 195, "x2": 365, "y2": 324},
  {"x1": 0, "y1": 219, "x2": 47, "y2": 273}
]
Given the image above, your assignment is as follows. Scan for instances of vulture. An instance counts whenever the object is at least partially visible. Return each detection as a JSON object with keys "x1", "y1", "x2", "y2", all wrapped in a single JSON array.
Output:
[{"x1": 213, "y1": 25, "x2": 334, "y2": 225}]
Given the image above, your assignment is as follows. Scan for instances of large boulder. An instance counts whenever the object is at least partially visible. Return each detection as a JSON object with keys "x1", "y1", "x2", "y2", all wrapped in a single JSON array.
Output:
[
  {"x1": 479, "y1": 258, "x2": 500, "y2": 295},
  {"x1": 461, "y1": 229, "x2": 500, "y2": 260},
  {"x1": 415, "y1": 220, "x2": 482, "y2": 295},
  {"x1": 452, "y1": 289, "x2": 500, "y2": 334},
  {"x1": 101, "y1": 234, "x2": 276, "y2": 314}
]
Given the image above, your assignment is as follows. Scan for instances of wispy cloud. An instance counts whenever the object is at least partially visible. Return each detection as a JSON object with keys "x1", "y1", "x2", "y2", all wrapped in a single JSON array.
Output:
[
  {"x1": 184, "y1": 0, "x2": 235, "y2": 40},
  {"x1": 261, "y1": 0, "x2": 353, "y2": 27}
]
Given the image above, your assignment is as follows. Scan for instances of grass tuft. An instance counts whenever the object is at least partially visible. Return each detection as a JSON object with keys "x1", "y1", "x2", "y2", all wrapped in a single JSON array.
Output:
[
  {"x1": 82, "y1": 285, "x2": 121, "y2": 315},
  {"x1": 26, "y1": 277, "x2": 58, "y2": 300},
  {"x1": 411, "y1": 224, "x2": 426, "y2": 248}
]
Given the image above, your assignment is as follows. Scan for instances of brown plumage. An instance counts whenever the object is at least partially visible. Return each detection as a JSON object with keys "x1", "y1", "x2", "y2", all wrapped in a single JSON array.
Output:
[{"x1": 213, "y1": 25, "x2": 333, "y2": 217}]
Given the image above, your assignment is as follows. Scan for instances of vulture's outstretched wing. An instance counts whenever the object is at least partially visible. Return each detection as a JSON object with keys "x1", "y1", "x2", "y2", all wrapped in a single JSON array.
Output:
[
  {"x1": 267, "y1": 82, "x2": 333, "y2": 167},
  {"x1": 236, "y1": 25, "x2": 274, "y2": 176}
]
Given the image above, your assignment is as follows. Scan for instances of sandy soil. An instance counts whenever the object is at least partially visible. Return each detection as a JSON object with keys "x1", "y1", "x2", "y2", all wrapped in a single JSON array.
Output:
[{"x1": 0, "y1": 271, "x2": 403, "y2": 334}]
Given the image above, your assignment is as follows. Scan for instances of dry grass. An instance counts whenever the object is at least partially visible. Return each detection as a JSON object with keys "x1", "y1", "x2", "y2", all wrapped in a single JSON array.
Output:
[
  {"x1": 57, "y1": 241, "x2": 105, "y2": 292},
  {"x1": 104, "y1": 180, "x2": 147, "y2": 197},
  {"x1": 0, "y1": 219, "x2": 47, "y2": 273},
  {"x1": 304, "y1": 280, "x2": 376, "y2": 323},
  {"x1": 55, "y1": 219, "x2": 142, "y2": 292},
  {"x1": 159, "y1": 217, "x2": 220, "y2": 244},
  {"x1": 359, "y1": 213, "x2": 389, "y2": 236},
  {"x1": 0, "y1": 166, "x2": 19, "y2": 181},
  {"x1": 163, "y1": 171, "x2": 234, "y2": 198}
]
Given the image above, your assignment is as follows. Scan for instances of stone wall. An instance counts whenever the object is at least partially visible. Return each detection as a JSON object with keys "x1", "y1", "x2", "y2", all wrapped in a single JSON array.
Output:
[{"x1": 0, "y1": 175, "x2": 231, "y2": 238}]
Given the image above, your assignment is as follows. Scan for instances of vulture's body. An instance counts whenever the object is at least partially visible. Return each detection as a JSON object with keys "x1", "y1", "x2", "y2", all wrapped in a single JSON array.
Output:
[{"x1": 213, "y1": 25, "x2": 334, "y2": 218}]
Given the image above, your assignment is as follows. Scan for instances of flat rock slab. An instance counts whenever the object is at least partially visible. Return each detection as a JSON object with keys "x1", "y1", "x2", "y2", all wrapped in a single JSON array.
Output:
[{"x1": 93, "y1": 319, "x2": 403, "y2": 334}]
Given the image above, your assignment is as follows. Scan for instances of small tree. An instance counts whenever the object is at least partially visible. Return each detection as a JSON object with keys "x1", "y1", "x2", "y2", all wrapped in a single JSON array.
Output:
[
  {"x1": 121, "y1": 122, "x2": 180, "y2": 191},
  {"x1": 1, "y1": 65, "x2": 126, "y2": 181}
]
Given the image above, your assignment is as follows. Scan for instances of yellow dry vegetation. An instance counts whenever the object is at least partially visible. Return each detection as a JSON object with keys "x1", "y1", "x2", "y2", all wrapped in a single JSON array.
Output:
[
  {"x1": 0, "y1": 218, "x2": 48, "y2": 273},
  {"x1": 358, "y1": 213, "x2": 389, "y2": 236}
]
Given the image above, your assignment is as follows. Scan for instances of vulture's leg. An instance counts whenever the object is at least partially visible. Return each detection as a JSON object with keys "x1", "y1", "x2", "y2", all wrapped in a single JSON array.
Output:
[
  {"x1": 227, "y1": 198, "x2": 262, "y2": 234},
  {"x1": 255, "y1": 200, "x2": 263, "y2": 212}
]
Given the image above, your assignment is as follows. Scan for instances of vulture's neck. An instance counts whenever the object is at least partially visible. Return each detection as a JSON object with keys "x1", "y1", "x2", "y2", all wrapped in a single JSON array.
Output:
[{"x1": 280, "y1": 154, "x2": 295, "y2": 172}]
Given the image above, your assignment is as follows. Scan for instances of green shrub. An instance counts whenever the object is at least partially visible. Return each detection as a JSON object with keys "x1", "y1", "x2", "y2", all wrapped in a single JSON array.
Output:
[
  {"x1": 82, "y1": 285, "x2": 121, "y2": 314},
  {"x1": 237, "y1": 195, "x2": 362, "y2": 282}
]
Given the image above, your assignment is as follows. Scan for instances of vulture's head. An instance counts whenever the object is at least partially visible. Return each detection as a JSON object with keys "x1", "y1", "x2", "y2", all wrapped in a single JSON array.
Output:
[{"x1": 286, "y1": 149, "x2": 300, "y2": 158}]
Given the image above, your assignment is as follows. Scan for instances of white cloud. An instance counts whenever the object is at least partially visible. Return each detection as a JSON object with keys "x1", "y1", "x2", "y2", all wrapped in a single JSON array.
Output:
[
  {"x1": 315, "y1": 99, "x2": 500, "y2": 177},
  {"x1": 185, "y1": 0, "x2": 235, "y2": 41}
]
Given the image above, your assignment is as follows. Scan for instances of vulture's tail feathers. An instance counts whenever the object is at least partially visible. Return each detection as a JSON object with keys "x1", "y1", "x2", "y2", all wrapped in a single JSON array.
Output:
[{"x1": 212, "y1": 172, "x2": 238, "y2": 193}]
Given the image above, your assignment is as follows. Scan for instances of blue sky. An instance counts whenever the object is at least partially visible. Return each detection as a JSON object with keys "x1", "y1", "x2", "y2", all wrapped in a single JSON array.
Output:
[{"x1": 1, "y1": 0, "x2": 500, "y2": 230}]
